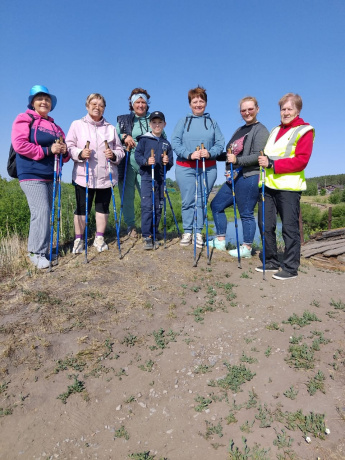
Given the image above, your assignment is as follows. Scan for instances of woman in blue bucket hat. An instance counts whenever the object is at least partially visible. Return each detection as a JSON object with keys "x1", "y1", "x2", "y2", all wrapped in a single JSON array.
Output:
[{"x1": 11, "y1": 85, "x2": 70, "y2": 269}]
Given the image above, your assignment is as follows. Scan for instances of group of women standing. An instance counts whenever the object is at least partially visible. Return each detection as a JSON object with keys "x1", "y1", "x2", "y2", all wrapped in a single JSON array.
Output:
[{"x1": 11, "y1": 84, "x2": 314, "y2": 279}]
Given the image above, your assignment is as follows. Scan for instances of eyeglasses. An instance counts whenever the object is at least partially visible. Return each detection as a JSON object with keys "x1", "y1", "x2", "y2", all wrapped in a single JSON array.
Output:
[
  {"x1": 89, "y1": 103, "x2": 105, "y2": 109},
  {"x1": 240, "y1": 107, "x2": 256, "y2": 114}
]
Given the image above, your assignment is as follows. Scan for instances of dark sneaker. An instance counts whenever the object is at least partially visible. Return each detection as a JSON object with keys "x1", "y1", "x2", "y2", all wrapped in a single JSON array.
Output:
[
  {"x1": 272, "y1": 270, "x2": 297, "y2": 280},
  {"x1": 143, "y1": 237, "x2": 153, "y2": 250},
  {"x1": 255, "y1": 264, "x2": 280, "y2": 273}
]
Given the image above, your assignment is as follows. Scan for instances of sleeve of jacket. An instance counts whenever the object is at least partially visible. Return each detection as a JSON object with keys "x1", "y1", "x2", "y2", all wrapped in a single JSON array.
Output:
[
  {"x1": 171, "y1": 118, "x2": 191, "y2": 159},
  {"x1": 54, "y1": 123, "x2": 70, "y2": 164},
  {"x1": 166, "y1": 143, "x2": 174, "y2": 171},
  {"x1": 274, "y1": 130, "x2": 314, "y2": 174},
  {"x1": 66, "y1": 120, "x2": 84, "y2": 162},
  {"x1": 208, "y1": 121, "x2": 225, "y2": 158},
  {"x1": 110, "y1": 130, "x2": 125, "y2": 165},
  {"x1": 237, "y1": 124, "x2": 269, "y2": 167},
  {"x1": 134, "y1": 138, "x2": 148, "y2": 167},
  {"x1": 11, "y1": 113, "x2": 46, "y2": 161}
]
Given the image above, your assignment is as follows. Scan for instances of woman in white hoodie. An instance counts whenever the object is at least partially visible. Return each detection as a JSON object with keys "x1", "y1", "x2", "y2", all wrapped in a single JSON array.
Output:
[{"x1": 66, "y1": 93, "x2": 124, "y2": 253}]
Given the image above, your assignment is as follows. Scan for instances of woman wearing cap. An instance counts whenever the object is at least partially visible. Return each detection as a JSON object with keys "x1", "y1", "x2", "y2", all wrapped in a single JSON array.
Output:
[
  {"x1": 66, "y1": 93, "x2": 124, "y2": 253},
  {"x1": 211, "y1": 96, "x2": 269, "y2": 258},
  {"x1": 171, "y1": 86, "x2": 224, "y2": 248},
  {"x1": 116, "y1": 88, "x2": 154, "y2": 238},
  {"x1": 11, "y1": 85, "x2": 69, "y2": 269}
]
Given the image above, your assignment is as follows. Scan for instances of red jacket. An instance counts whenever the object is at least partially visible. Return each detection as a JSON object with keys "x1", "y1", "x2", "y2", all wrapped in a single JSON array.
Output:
[{"x1": 273, "y1": 116, "x2": 314, "y2": 175}]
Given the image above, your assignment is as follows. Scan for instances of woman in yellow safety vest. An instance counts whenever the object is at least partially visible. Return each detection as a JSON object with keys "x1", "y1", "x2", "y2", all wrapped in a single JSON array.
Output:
[{"x1": 257, "y1": 93, "x2": 315, "y2": 280}]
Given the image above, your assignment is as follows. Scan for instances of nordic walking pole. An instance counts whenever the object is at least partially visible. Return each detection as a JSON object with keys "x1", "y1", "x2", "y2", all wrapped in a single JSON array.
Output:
[
  {"x1": 48, "y1": 140, "x2": 59, "y2": 271},
  {"x1": 105, "y1": 140, "x2": 121, "y2": 259},
  {"x1": 118, "y1": 147, "x2": 129, "y2": 235},
  {"x1": 84, "y1": 141, "x2": 90, "y2": 264},
  {"x1": 193, "y1": 146, "x2": 200, "y2": 267},
  {"x1": 260, "y1": 150, "x2": 266, "y2": 280},
  {"x1": 165, "y1": 188, "x2": 180, "y2": 236},
  {"x1": 151, "y1": 149, "x2": 156, "y2": 248},
  {"x1": 201, "y1": 143, "x2": 210, "y2": 265},
  {"x1": 229, "y1": 147, "x2": 241, "y2": 269},
  {"x1": 163, "y1": 149, "x2": 167, "y2": 248},
  {"x1": 54, "y1": 136, "x2": 64, "y2": 265}
]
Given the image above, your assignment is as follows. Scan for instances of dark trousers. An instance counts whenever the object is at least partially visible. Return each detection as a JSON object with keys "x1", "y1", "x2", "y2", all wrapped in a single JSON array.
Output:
[
  {"x1": 258, "y1": 187, "x2": 301, "y2": 275},
  {"x1": 141, "y1": 179, "x2": 163, "y2": 238}
]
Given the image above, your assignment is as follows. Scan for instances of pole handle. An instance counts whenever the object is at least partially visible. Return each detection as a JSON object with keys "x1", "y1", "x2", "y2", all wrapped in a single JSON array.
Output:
[
  {"x1": 259, "y1": 150, "x2": 264, "y2": 156},
  {"x1": 104, "y1": 140, "x2": 109, "y2": 150},
  {"x1": 201, "y1": 143, "x2": 204, "y2": 149},
  {"x1": 151, "y1": 149, "x2": 155, "y2": 158},
  {"x1": 163, "y1": 149, "x2": 167, "y2": 158},
  {"x1": 85, "y1": 141, "x2": 90, "y2": 149},
  {"x1": 196, "y1": 145, "x2": 200, "y2": 151}
]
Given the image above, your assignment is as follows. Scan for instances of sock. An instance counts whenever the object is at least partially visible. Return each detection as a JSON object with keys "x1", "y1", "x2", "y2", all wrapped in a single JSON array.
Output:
[
  {"x1": 75, "y1": 234, "x2": 83, "y2": 240},
  {"x1": 96, "y1": 232, "x2": 104, "y2": 237}
]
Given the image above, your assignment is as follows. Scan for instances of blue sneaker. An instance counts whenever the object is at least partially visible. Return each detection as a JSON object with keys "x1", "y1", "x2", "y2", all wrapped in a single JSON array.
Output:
[
  {"x1": 228, "y1": 245, "x2": 252, "y2": 259},
  {"x1": 211, "y1": 238, "x2": 226, "y2": 251}
]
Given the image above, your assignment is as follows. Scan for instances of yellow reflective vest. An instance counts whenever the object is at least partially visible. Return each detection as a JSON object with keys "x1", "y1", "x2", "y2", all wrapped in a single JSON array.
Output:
[{"x1": 260, "y1": 124, "x2": 315, "y2": 191}]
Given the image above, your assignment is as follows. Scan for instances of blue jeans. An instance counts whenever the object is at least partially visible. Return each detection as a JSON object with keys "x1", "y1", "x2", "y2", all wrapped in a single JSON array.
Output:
[
  {"x1": 210, "y1": 172, "x2": 259, "y2": 244},
  {"x1": 118, "y1": 154, "x2": 141, "y2": 229},
  {"x1": 141, "y1": 179, "x2": 163, "y2": 238},
  {"x1": 176, "y1": 164, "x2": 217, "y2": 233}
]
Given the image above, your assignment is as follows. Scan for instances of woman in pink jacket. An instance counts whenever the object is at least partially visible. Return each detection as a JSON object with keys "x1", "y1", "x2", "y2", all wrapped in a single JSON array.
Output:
[
  {"x1": 11, "y1": 85, "x2": 69, "y2": 269},
  {"x1": 66, "y1": 93, "x2": 124, "y2": 253}
]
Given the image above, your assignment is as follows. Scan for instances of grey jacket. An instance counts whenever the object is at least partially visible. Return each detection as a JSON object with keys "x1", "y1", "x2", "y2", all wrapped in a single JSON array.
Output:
[{"x1": 218, "y1": 122, "x2": 269, "y2": 178}]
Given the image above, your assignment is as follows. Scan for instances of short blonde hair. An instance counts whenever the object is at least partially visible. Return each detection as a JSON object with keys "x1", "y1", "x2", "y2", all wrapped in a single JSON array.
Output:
[
  {"x1": 85, "y1": 93, "x2": 106, "y2": 108},
  {"x1": 279, "y1": 93, "x2": 302, "y2": 112},
  {"x1": 239, "y1": 96, "x2": 258, "y2": 108}
]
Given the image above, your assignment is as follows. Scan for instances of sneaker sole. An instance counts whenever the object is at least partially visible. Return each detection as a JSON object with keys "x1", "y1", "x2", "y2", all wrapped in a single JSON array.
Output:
[
  {"x1": 272, "y1": 273, "x2": 297, "y2": 280},
  {"x1": 180, "y1": 242, "x2": 191, "y2": 246},
  {"x1": 255, "y1": 267, "x2": 279, "y2": 273}
]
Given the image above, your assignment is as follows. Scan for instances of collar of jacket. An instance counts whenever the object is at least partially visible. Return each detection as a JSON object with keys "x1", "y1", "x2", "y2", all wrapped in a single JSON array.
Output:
[{"x1": 84, "y1": 113, "x2": 109, "y2": 126}]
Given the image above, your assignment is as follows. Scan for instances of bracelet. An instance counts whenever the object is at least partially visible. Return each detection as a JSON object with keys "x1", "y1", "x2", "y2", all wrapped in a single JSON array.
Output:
[{"x1": 122, "y1": 134, "x2": 128, "y2": 142}]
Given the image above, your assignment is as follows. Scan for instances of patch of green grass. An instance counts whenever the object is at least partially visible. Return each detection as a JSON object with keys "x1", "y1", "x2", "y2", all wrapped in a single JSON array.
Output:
[
  {"x1": 150, "y1": 329, "x2": 177, "y2": 350},
  {"x1": 310, "y1": 299, "x2": 320, "y2": 307},
  {"x1": 194, "y1": 395, "x2": 212, "y2": 412},
  {"x1": 226, "y1": 411, "x2": 237, "y2": 424},
  {"x1": 240, "y1": 352, "x2": 258, "y2": 364},
  {"x1": 57, "y1": 375, "x2": 85, "y2": 404},
  {"x1": 246, "y1": 389, "x2": 258, "y2": 409},
  {"x1": 283, "y1": 310, "x2": 321, "y2": 328},
  {"x1": 307, "y1": 370, "x2": 326, "y2": 395},
  {"x1": 266, "y1": 322, "x2": 280, "y2": 331},
  {"x1": 283, "y1": 386, "x2": 299, "y2": 400},
  {"x1": 286, "y1": 343, "x2": 315, "y2": 369},
  {"x1": 228, "y1": 437, "x2": 270, "y2": 460},
  {"x1": 124, "y1": 395, "x2": 135, "y2": 403},
  {"x1": 240, "y1": 420, "x2": 255, "y2": 433},
  {"x1": 138, "y1": 360, "x2": 154, "y2": 372},
  {"x1": 289, "y1": 335, "x2": 303, "y2": 344},
  {"x1": 0, "y1": 382, "x2": 9, "y2": 394},
  {"x1": 208, "y1": 363, "x2": 256, "y2": 393},
  {"x1": 0, "y1": 407, "x2": 13, "y2": 417},
  {"x1": 122, "y1": 333, "x2": 138, "y2": 347},
  {"x1": 194, "y1": 364, "x2": 211, "y2": 374},
  {"x1": 264, "y1": 346, "x2": 272, "y2": 358},
  {"x1": 114, "y1": 425, "x2": 130, "y2": 440},
  {"x1": 275, "y1": 409, "x2": 326, "y2": 439},
  {"x1": 330, "y1": 298, "x2": 345, "y2": 310},
  {"x1": 255, "y1": 404, "x2": 274, "y2": 428},
  {"x1": 54, "y1": 355, "x2": 86, "y2": 374},
  {"x1": 202, "y1": 420, "x2": 223, "y2": 440},
  {"x1": 240, "y1": 272, "x2": 250, "y2": 279},
  {"x1": 128, "y1": 452, "x2": 167, "y2": 460},
  {"x1": 273, "y1": 429, "x2": 294, "y2": 449}
]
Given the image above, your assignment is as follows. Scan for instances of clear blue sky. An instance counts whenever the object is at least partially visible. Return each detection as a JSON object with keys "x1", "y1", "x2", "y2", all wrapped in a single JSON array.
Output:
[{"x1": 1, "y1": 0, "x2": 344, "y2": 184}]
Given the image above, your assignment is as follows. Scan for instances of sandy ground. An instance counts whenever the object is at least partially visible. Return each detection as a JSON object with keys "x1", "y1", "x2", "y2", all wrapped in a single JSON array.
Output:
[{"x1": 0, "y1": 236, "x2": 344, "y2": 460}]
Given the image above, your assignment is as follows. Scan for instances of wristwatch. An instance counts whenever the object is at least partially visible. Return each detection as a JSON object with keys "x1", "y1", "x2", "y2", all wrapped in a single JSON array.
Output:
[
  {"x1": 267, "y1": 158, "x2": 274, "y2": 169},
  {"x1": 122, "y1": 134, "x2": 128, "y2": 142}
]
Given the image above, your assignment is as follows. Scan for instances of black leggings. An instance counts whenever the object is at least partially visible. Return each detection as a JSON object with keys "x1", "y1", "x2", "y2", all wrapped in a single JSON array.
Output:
[{"x1": 74, "y1": 184, "x2": 111, "y2": 215}]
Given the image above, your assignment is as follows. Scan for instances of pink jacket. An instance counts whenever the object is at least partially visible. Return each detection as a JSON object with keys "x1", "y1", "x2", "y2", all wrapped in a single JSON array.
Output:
[{"x1": 66, "y1": 114, "x2": 125, "y2": 188}]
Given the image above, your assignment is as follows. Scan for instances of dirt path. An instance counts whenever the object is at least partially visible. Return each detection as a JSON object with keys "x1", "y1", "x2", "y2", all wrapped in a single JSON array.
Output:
[{"x1": 0, "y1": 237, "x2": 344, "y2": 460}]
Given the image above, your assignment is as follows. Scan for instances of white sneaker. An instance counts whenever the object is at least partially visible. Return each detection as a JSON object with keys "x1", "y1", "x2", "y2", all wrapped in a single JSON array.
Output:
[
  {"x1": 93, "y1": 236, "x2": 109, "y2": 252},
  {"x1": 28, "y1": 253, "x2": 50, "y2": 269},
  {"x1": 192, "y1": 233, "x2": 203, "y2": 249},
  {"x1": 180, "y1": 233, "x2": 192, "y2": 246},
  {"x1": 72, "y1": 238, "x2": 84, "y2": 254}
]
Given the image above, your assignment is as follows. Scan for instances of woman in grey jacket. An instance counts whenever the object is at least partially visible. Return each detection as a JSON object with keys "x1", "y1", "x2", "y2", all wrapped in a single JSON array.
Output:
[{"x1": 211, "y1": 96, "x2": 269, "y2": 258}]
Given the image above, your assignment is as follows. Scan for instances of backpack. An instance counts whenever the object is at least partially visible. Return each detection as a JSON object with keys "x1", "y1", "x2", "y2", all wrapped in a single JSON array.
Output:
[{"x1": 7, "y1": 114, "x2": 35, "y2": 178}]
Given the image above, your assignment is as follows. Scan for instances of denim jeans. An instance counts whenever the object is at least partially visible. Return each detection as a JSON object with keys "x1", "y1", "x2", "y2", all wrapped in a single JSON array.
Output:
[
  {"x1": 210, "y1": 172, "x2": 259, "y2": 244},
  {"x1": 140, "y1": 179, "x2": 163, "y2": 238},
  {"x1": 176, "y1": 164, "x2": 217, "y2": 233}
]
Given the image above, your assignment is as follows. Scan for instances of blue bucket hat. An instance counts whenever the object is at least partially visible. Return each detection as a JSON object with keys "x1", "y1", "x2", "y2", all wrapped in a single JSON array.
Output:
[{"x1": 27, "y1": 85, "x2": 57, "y2": 111}]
